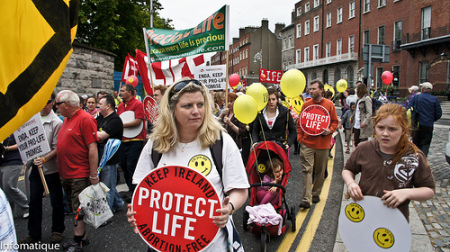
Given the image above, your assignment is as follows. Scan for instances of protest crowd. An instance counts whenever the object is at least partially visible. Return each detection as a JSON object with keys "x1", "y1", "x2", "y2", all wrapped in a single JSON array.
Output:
[{"x1": 0, "y1": 75, "x2": 441, "y2": 252}]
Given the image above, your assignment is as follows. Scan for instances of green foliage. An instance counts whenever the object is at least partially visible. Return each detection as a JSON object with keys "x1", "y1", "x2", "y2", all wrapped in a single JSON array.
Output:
[
  {"x1": 76, "y1": 0, "x2": 173, "y2": 71},
  {"x1": 431, "y1": 90, "x2": 450, "y2": 96},
  {"x1": 380, "y1": 85, "x2": 395, "y2": 96}
]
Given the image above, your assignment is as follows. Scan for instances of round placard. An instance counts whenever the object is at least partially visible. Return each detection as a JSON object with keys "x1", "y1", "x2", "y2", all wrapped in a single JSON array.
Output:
[
  {"x1": 132, "y1": 166, "x2": 221, "y2": 252},
  {"x1": 143, "y1": 95, "x2": 158, "y2": 124},
  {"x1": 338, "y1": 196, "x2": 411, "y2": 252},
  {"x1": 299, "y1": 104, "x2": 331, "y2": 136}
]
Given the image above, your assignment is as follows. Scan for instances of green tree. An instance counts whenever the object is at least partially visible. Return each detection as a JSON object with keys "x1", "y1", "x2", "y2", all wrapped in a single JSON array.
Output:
[{"x1": 76, "y1": 0, "x2": 173, "y2": 71}]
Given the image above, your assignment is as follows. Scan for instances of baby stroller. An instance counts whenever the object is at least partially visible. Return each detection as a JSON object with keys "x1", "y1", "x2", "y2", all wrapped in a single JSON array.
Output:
[{"x1": 243, "y1": 141, "x2": 296, "y2": 252}]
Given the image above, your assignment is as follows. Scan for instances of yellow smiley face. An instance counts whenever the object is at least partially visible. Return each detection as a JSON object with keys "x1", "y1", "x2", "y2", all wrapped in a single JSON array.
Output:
[
  {"x1": 373, "y1": 228, "x2": 395, "y2": 248},
  {"x1": 188, "y1": 155, "x2": 212, "y2": 176},
  {"x1": 258, "y1": 164, "x2": 266, "y2": 174},
  {"x1": 289, "y1": 96, "x2": 304, "y2": 114},
  {"x1": 345, "y1": 203, "x2": 365, "y2": 222}
]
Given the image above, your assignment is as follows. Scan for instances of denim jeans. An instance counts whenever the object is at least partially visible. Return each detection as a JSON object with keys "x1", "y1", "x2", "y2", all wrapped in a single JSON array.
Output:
[
  {"x1": 100, "y1": 164, "x2": 123, "y2": 211},
  {"x1": 28, "y1": 168, "x2": 65, "y2": 239},
  {"x1": 119, "y1": 141, "x2": 144, "y2": 193}
]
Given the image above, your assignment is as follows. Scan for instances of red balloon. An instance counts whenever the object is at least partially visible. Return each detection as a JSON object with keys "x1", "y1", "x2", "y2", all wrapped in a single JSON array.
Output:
[
  {"x1": 229, "y1": 74, "x2": 240, "y2": 87},
  {"x1": 126, "y1": 75, "x2": 139, "y2": 87},
  {"x1": 381, "y1": 71, "x2": 393, "y2": 85}
]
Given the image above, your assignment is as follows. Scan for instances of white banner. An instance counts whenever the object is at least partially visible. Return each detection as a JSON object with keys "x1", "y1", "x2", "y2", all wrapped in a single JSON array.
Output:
[
  {"x1": 194, "y1": 65, "x2": 227, "y2": 91},
  {"x1": 13, "y1": 114, "x2": 50, "y2": 163}
]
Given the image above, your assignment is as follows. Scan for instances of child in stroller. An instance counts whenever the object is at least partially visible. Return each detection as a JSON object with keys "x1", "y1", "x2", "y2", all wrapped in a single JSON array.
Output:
[{"x1": 256, "y1": 158, "x2": 283, "y2": 205}]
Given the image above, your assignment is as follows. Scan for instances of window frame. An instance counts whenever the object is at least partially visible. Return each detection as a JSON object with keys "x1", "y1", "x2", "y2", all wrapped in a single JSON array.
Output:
[
  {"x1": 314, "y1": 16, "x2": 320, "y2": 32},
  {"x1": 337, "y1": 7, "x2": 343, "y2": 23}
]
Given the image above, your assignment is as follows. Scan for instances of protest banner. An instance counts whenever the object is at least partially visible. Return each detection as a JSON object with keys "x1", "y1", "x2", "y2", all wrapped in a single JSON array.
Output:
[
  {"x1": 259, "y1": 68, "x2": 283, "y2": 84},
  {"x1": 143, "y1": 96, "x2": 158, "y2": 124},
  {"x1": 132, "y1": 166, "x2": 221, "y2": 252},
  {"x1": 194, "y1": 65, "x2": 227, "y2": 90},
  {"x1": 143, "y1": 5, "x2": 229, "y2": 62},
  {"x1": 299, "y1": 104, "x2": 331, "y2": 136},
  {"x1": 13, "y1": 114, "x2": 50, "y2": 163}
]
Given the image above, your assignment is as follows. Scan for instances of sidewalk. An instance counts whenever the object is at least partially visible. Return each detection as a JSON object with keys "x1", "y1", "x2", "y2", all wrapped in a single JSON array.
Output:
[{"x1": 333, "y1": 129, "x2": 435, "y2": 252}]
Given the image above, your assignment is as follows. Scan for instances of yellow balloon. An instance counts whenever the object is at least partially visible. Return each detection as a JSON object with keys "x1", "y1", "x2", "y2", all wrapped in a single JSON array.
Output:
[
  {"x1": 336, "y1": 79, "x2": 348, "y2": 93},
  {"x1": 281, "y1": 100, "x2": 290, "y2": 109},
  {"x1": 246, "y1": 83, "x2": 268, "y2": 111},
  {"x1": 289, "y1": 96, "x2": 304, "y2": 114},
  {"x1": 233, "y1": 95, "x2": 258, "y2": 124},
  {"x1": 324, "y1": 84, "x2": 335, "y2": 98},
  {"x1": 280, "y1": 69, "x2": 306, "y2": 97}
]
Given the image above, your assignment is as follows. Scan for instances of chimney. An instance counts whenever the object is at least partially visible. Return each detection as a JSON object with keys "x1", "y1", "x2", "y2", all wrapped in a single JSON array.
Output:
[
  {"x1": 239, "y1": 28, "x2": 245, "y2": 38},
  {"x1": 261, "y1": 19, "x2": 269, "y2": 30},
  {"x1": 275, "y1": 23, "x2": 285, "y2": 36}
]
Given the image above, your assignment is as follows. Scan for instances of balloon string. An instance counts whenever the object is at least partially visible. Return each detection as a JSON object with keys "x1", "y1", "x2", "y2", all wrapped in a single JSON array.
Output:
[
  {"x1": 247, "y1": 125, "x2": 262, "y2": 184},
  {"x1": 257, "y1": 113, "x2": 273, "y2": 172}
]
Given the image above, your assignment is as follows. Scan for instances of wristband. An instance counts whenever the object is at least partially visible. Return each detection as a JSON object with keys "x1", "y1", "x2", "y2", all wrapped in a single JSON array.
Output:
[
  {"x1": 229, "y1": 202, "x2": 235, "y2": 215},
  {"x1": 42, "y1": 157, "x2": 46, "y2": 163},
  {"x1": 89, "y1": 176, "x2": 99, "y2": 180}
]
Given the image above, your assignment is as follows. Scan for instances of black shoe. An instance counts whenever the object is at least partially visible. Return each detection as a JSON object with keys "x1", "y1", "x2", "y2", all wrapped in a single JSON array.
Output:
[
  {"x1": 62, "y1": 240, "x2": 82, "y2": 252},
  {"x1": 19, "y1": 235, "x2": 40, "y2": 244},
  {"x1": 312, "y1": 196, "x2": 320, "y2": 203},
  {"x1": 299, "y1": 201, "x2": 310, "y2": 208},
  {"x1": 328, "y1": 153, "x2": 333, "y2": 159}
]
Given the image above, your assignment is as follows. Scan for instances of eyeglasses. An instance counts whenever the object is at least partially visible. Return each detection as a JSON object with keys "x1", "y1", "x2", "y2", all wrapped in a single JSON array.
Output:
[
  {"x1": 47, "y1": 99, "x2": 54, "y2": 104},
  {"x1": 169, "y1": 79, "x2": 203, "y2": 99},
  {"x1": 55, "y1": 101, "x2": 66, "y2": 106}
]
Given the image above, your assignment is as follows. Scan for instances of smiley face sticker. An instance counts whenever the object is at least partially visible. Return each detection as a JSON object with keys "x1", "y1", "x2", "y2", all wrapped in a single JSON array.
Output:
[
  {"x1": 289, "y1": 96, "x2": 304, "y2": 114},
  {"x1": 373, "y1": 228, "x2": 395, "y2": 248},
  {"x1": 345, "y1": 203, "x2": 365, "y2": 222},
  {"x1": 258, "y1": 164, "x2": 266, "y2": 174},
  {"x1": 188, "y1": 155, "x2": 212, "y2": 176}
]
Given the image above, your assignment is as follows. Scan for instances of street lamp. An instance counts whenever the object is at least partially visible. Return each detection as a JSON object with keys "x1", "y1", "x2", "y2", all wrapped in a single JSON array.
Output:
[{"x1": 254, "y1": 50, "x2": 262, "y2": 68}]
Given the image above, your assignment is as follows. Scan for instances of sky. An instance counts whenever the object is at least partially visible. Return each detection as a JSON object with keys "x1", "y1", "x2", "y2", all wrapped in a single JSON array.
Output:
[{"x1": 158, "y1": 0, "x2": 296, "y2": 41}]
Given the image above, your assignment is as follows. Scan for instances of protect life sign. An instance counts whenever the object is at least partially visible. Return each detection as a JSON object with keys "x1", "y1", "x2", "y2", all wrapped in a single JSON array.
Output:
[
  {"x1": 299, "y1": 104, "x2": 331, "y2": 136},
  {"x1": 132, "y1": 166, "x2": 221, "y2": 252},
  {"x1": 13, "y1": 114, "x2": 50, "y2": 163}
]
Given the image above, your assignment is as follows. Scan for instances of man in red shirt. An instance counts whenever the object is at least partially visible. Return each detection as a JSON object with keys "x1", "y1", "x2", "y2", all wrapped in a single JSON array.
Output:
[
  {"x1": 117, "y1": 84, "x2": 146, "y2": 202},
  {"x1": 297, "y1": 80, "x2": 339, "y2": 208},
  {"x1": 55, "y1": 90, "x2": 98, "y2": 251}
]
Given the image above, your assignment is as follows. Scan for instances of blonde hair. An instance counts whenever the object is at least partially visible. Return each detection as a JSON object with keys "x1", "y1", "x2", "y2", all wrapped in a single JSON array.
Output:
[
  {"x1": 373, "y1": 103, "x2": 417, "y2": 164},
  {"x1": 150, "y1": 78, "x2": 224, "y2": 153}
]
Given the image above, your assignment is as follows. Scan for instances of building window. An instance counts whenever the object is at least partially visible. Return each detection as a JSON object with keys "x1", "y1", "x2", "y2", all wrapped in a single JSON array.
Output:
[
  {"x1": 283, "y1": 38, "x2": 287, "y2": 50},
  {"x1": 421, "y1": 6, "x2": 431, "y2": 40},
  {"x1": 347, "y1": 66, "x2": 354, "y2": 87},
  {"x1": 326, "y1": 42, "x2": 331, "y2": 57},
  {"x1": 364, "y1": 0, "x2": 370, "y2": 13},
  {"x1": 419, "y1": 61, "x2": 429, "y2": 83},
  {"x1": 378, "y1": 26, "x2": 385, "y2": 44},
  {"x1": 304, "y1": 47, "x2": 310, "y2": 62},
  {"x1": 394, "y1": 21, "x2": 402, "y2": 41},
  {"x1": 314, "y1": 0, "x2": 319, "y2": 8},
  {"x1": 297, "y1": 24, "x2": 302, "y2": 38},
  {"x1": 337, "y1": 7, "x2": 343, "y2": 23},
  {"x1": 288, "y1": 35, "x2": 293, "y2": 48},
  {"x1": 314, "y1": 16, "x2": 320, "y2": 32},
  {"x1": 313, "y1": 44, "x2": 319, "y2": 60},
  {"x1": 337, "y1": 39, "x2": 342, "y2": 55},
  {"x1": 363, "y1": 30, "x2": 370, "y2": 44},
  {"x1": 327, "y1": 0, "x2": 332, "y2": 4},
  {"x1": 326, "y1": 12, "x2": 332, "y2": 27},
  {"x1": 297, "y1": 6, "x2": 302, "y2": 16},
  {"x1": 305, "y1": 2, "x2": 310, "y2": 13},
  {"x1": 239, "y1": 52, "x2": 242, "y2": 60},
  {"x1": 312, "y1": 71, "x2": 317, "y2": 80},
  {"x1": 305, "y1": 20, "x2": 310, "y2": 35},
  {"x1": 335, "y1": 68, "x2": 341, "y2": 82},
  {"x1": 296, "y1": 49, "x2": 302, "y2": 64},
  {"x1": 349, "y1": 35, "x2": 355, "y2": 53},
  {"x1": 376, "y1": 67, "x2": 383, "y2": 87},
  {"x1": 349, "y1": 1, "x2": 355, "y2": 19},
  {"x1": 323, "y1": 69, "x2": 329, "y2": 84},
  {"x1": 392, "y1": 65, "x2": 400, "y2": 88},
  {"x1": 378, "y1": 0, "x2": 386, "y2": 7}
]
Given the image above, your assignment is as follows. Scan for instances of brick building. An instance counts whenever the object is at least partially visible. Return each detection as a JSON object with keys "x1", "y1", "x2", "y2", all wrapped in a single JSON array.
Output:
[
  {"x1": 211, "y1": 19, "x2": 284, "y2": 86},
  {"x1": 282, "y1": 0, "x2": 449, "y2": 96}
]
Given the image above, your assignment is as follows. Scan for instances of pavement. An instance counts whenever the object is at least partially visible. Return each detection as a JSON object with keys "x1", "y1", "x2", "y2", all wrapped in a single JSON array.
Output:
[{"x1": 334, "y1": 100, "x2": 450, "y2": 252}]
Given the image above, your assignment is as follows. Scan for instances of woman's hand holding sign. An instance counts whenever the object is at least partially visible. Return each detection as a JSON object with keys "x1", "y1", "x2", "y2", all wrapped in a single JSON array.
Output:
[
  {"x1": 126, "y1": 204, "x2": 138, "y2": 234},
  {"x1": 213, "y1": 196, "x2": 233, "y2": 228}
]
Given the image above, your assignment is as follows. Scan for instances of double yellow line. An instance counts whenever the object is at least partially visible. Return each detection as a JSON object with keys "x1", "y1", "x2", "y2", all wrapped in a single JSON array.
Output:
[{"x1": 277, "y1": 147, "x2": 336, "y2": 252}]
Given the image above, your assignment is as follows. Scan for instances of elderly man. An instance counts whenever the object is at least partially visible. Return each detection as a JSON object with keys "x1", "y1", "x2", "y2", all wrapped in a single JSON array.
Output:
[
  {"x1": 55, "y1": 90, "x2": 98, "y2": 251},
  {"x1": 297, "y1": 80, "x2": 339, "y2": 208},
  {"x1": 410, "y1": 82, "x2": 442, "y2": 156},
  {"x1": 117, "y1": 84, "x2": 146, "y2": 202},
  {"x1": 97, "y1": 95, "x2": 124, "y2": 212},
  {"x1": 19, "y1": 93, "x2": 65, "y2": 245}
]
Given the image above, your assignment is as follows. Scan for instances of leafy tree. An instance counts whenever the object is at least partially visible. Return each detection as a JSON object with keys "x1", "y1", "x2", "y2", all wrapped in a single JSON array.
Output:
[{"x1": 76, "y1": 0, "x2": 173, "y2": 71}]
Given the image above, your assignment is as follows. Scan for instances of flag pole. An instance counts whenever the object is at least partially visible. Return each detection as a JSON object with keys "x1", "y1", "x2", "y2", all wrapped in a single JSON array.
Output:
[{"x1": 225, "y1": 51, "x2": 229, "y2": 105}]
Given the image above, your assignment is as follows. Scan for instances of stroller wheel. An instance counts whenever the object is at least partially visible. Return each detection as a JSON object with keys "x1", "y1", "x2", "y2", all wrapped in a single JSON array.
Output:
[
  {"x1": 290, "y1": 206, "x2": 296, "y2": 231},
  {"x1": 243, "y1": 210, "x2": 249, "y2": 231},
  {"x1": 260, "y1": 228, "x2": 267, "y2": 252}
]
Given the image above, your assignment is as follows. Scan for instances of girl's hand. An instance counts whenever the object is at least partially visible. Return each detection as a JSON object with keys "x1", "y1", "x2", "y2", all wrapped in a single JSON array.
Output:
[
  {"x1": 347, "y1": 182, "x2": 364, "y2": 201},
  {"x1": 126, "y1": 204, "x2": 138, "y2": 234},
  {"x1": 381, "y1": 189, "x2": 409, "y2": 208},
  {"x1": 269, "y1": 187, "x2": 277, "y2": 194}
]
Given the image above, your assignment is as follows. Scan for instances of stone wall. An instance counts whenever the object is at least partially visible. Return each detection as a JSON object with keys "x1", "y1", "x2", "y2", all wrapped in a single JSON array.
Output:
[{"x1": 56, "y1": 42, "x2": 116, "y2": 97}]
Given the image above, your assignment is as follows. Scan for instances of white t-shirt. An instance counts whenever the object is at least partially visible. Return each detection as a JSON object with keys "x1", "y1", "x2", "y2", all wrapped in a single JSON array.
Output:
[
  {"x1": 354, "y1": 99, "x2": 362, "y2": 129},
  {"x1": 133, "y1": 132, "x2": 250, "y2": 251}
]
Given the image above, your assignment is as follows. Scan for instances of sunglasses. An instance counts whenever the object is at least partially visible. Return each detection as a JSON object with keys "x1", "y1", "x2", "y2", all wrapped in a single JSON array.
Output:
[
  {"x1": 47, "y1": 99, "x2": 54, "y2": 104},
  {"x1": 55, "y1": 101, "x2": 66, "y2": 106},
  {"x1": 169, "y1": 79, "x2": 203, "y2": 99}
]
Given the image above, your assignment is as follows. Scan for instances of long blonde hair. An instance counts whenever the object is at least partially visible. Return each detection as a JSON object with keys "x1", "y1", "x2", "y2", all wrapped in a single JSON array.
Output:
[
  {"x1": 150, "y1": 78, "x2": 224, "y2": 153},
  {"x1": 373, "y1": 103, "x2": 417, "y2": 164}
]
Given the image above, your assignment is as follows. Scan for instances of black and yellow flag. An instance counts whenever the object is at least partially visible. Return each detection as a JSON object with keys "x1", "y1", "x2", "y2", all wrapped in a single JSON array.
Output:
[{"x1": 0, "y1": 0, "x2": 79, "y2": 141}]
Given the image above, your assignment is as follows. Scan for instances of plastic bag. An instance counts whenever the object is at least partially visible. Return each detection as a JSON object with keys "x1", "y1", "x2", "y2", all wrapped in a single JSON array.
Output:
[{"x1": 78, "y1": 182, "x2": 113, "y2": 229}]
